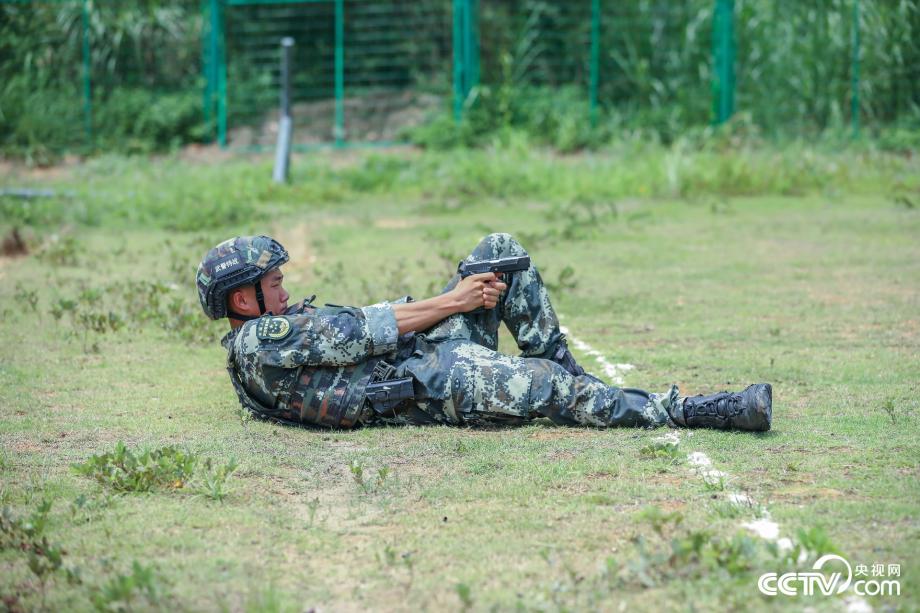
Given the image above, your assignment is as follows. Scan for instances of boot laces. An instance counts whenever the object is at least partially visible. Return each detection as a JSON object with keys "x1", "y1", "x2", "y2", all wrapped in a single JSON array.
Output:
[{"x1": 691, "y1": 392, "x2": 742, "y2": 417}]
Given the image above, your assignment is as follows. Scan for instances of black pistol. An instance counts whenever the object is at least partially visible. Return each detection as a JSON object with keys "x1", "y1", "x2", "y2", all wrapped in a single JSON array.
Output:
[
  {"x1": 365, "y1": 378, "x2": 415, "y2": 416},
  {"x1": 457, "y1": 255, "x2": 531, "y2": 278}
]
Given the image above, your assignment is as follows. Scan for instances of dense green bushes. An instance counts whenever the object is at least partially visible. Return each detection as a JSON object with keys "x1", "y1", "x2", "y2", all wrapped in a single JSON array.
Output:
[
  {"x1": 1, "y1": 0, "x2": 918, "y2": 158},
  {"x1": 0, "y1": 0, "x2": 205, "y2": 160}
]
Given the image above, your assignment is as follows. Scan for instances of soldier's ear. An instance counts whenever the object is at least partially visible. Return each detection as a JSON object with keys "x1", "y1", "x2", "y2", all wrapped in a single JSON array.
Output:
[{"x1": 228, "y1": 287, "x2": 250, "y2": 312}]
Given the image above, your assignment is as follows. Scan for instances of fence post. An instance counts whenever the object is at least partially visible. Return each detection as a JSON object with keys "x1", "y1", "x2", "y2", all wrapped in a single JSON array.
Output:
[
  {"x1": 81, "y1": 0, "x2": 93, "y2": 148},
  {"x1": 453, "y1": 0, "x2": 478, "y2": 123},
  {"x1": 334, "y1": 0, "x2": 344, "y2": 146},
  {"x1": 851, "y1": 0, "x2": 860, "y2": 139},
  {"x1": 712, "y1": 0, "x2": 735, "y2": 125},
  {"x1": 202, "y1": 0, "x2": 218, "y2": 142},
  {"x1": 202, "y1": 0, "x2": 210, "y2": 132},
  {"x1": 468, "y1": 0, "x2": 480, "y2": 92},
  {"x1": 273, "y1": 38, "x2": 294, "y2": 183},
  {"x1": 215, "y1": 0, "x2": 227, "y2": 148},
  {"x1": 589, "y1": 0, "x2": 600, "y2": 127},
  {"x1": 453, "y1": 0, "x2": 465, "y2": 123}
]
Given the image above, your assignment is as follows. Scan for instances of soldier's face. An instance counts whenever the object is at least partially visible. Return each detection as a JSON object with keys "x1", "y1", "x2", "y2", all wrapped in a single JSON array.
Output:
[
  {"x1": 259, "y1": 268, "x2": 290, "y2": 315},
  {"x1": 229, "y1": 267, "x2": 290, "y2": 317}
]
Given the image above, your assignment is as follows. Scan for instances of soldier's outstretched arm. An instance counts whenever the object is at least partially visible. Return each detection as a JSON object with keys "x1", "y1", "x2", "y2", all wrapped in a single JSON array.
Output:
[
  {"x1": 392, "y1": 272, "x2": 506, "y2": 334},
  {"x1": 246, "y1": 273, "x2": 505, "y2": 368}
]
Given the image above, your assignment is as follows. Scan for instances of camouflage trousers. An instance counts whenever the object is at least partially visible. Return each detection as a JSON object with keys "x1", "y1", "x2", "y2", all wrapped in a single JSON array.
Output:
[{"x1": 376, "y1": 233, "x2": 678, "y2": 428}]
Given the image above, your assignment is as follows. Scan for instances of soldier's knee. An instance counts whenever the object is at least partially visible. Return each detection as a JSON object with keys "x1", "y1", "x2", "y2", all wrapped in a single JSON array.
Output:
[{"x1": 476, "y1": 232, "x2": 527, "y2": 259}]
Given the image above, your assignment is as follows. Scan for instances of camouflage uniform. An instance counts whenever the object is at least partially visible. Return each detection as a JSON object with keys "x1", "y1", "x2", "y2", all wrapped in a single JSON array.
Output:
[{"x1": 223, "y1": 233, "x2": 679, "y2": 429}]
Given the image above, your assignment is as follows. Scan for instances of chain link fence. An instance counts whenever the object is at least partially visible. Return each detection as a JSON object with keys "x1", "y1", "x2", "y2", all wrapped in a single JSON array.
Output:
[
  {"x1": 1, "y1": 0, "x2": 918, "y2": 156},
  {"x1": 214, "y1": 0, "x2": 452, "y2": 149},
  {"x1": 0, "y1": 0, "x2": 204, "y2": 160}
]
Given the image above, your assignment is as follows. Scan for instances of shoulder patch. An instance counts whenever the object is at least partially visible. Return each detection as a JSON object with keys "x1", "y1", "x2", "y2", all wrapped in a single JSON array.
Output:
[{"x1": 256, "y1": 316, "x2": 292, "y2": 341}]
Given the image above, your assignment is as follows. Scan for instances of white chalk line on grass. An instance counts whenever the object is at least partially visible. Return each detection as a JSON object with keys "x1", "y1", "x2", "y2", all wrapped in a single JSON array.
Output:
[
  {"x1": 557, "y1": 325, "x2": 780, "y2": 544},
  {"x1": 655, "y1": 432, "x2": 871, "y2": 612},
  {"x1": 558, "y1": 324, "x2": 634, "y2": 385},
  {"x1": 677, "y1": 435, "x2": 795, "y2": 555},
  {"x1": 561, "y1": 322, "x2": 871, "y2": 611}
]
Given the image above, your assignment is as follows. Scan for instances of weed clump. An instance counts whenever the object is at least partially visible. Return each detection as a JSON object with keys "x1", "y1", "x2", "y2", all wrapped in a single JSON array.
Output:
[
  {"x1": 90, "y1": 560, "x2": 162, "y2": 612},
  {"x1": 72, "y1": 442, "x2": 237, "y2": 501},
  {"x1": 349, "y1": 459, "x2": 392, "y2": 496},
  {"x1": 1, "y1": 500, "x2": 81, "y2": 608},
  {"x1": 639, "y1": 436, "x2": 685, "y2": 462}
]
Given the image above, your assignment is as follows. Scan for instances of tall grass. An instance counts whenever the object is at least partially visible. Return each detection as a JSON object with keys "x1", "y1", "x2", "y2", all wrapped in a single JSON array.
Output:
[{"x1": 2, "y1": 136, "x2": 917, "y2": 231}]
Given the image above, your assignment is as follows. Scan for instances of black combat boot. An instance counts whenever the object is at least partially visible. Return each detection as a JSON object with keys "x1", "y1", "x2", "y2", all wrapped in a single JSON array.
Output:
[{"x1": 669, "y1": 383, "x2": 772, "y2": 431}]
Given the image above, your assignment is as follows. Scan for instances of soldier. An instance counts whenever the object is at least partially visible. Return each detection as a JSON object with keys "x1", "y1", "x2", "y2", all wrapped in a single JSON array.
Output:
[{"x1": 197, "y1": 234, "x2": 772, "y2": 431}]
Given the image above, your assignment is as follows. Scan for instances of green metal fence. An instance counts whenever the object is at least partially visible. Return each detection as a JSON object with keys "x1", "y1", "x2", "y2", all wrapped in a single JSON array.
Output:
[
  {"x1": 207, "y1": 0, "x2": 452, "y2": 150},
  {"x1": 2, "y1": 0, "x2": 919, "y2": 155},
  {"x1": 0, "y1": 0, "x2": 204, "y2": 157}
]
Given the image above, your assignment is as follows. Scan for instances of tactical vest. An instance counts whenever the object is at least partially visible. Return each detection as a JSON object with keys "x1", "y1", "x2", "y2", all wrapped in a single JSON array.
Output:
[{"x1": 225, "y1": 304, "x2": 381, "y2": 429}]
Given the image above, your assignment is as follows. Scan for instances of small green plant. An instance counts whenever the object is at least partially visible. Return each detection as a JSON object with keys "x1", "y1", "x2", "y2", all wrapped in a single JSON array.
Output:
[
  {"x1": 1, "y1": 500, "x2": 79, "y2": 608},
  {"x1": 13, "y1": 282, "x2": 39, "y2": 315},
  {"x1": 237, "y1": 405, "x2": 254, "y2": 430},
  {"x1": 196, "y1": 457, "x2": 238, "y2": 502},
  {"x1": 305, "y1": 497, "x2": 321, "y2": 529},
  {"x1": 709, "y1": 500, "x2": 748, "y2": 520},
  {"x1": 701, "y1": 473, "x2": 729, "y2": 492},
  {"x1": 244, "y1": 583, "x2": 290, "y2": 613},
  {"x1": 376, "y1": 542, "x2": 415, "y2": 595},
  {"x1": 456, "y1": 582, "x2": 473, "y2": 610},
  {"x1": 349, "y1": 459, "x2": 392, "y2": 495},
  {"x1": 90, "y1": 561, "x2": 161, "y2": 612},
  {"x1": 636, "y1": 505, "x2": 684, "y2": 536},
  {"x1": 699, "y1": 533, "x2": 762, "y2": 577},
  {"x1": 639, "y1": 438, "x2": 685, "y2": 462},
  {"x1": 48, "y1": 272, "x2": 220, "y2": 349},
  {"x1": 69, "y1": 493, "x2": 117, "y2": 525},
  {"x1": 880, "y1": 397, "x2": 897, "y2": 424},
  {"x1": 73, "y1": 442, "x2": 198, "y2": 492},
  {"x1": 49, "y1": 298, "x2": 77, "y2": 323},
  {"x1": 544, "y1": 265, "x2": 578, "y2": 292},
  {"x1": 348, "y1": 459, "x2": 365, "y2": 491},
  {"x1": 624, "y1": 527, "x2": 770, "y2": 588},
  {"x1": 37, "y1": 235, "x2": 81, "y2": 266},
  {"x1": 0, "y1": 499, "x2": 52, "y2": 548},
  {"x1": 792, "y1": 525, "x2": 841, "y2": 560},
  {"x1": 73, "y1": 442, "x2": 237, "y2": 500}
]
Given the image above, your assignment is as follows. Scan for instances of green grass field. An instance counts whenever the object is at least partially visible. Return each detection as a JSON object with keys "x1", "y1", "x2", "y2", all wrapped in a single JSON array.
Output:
[{"x1": 1, "y1": 146, "x2": 918, "y2": 611}]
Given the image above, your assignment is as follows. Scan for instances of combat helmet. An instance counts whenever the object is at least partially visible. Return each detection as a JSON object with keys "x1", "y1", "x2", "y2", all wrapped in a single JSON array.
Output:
[{"x1": 196, "y1": 235, "x2": 288, "y2": 320}]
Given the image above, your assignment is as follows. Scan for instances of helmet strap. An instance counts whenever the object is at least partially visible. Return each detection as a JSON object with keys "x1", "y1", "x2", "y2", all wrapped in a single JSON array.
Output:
[
  {"x1": 254, "y1": 279, "x2": 268, "y2": 314},
  {"x1": 226, "y1": 280, "x2": 269, "y2": 322}
]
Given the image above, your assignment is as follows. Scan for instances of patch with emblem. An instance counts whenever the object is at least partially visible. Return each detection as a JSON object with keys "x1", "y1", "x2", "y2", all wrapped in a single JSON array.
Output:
[{"x1": 256, "y1": 316, "x2": 292, "y2": 341}]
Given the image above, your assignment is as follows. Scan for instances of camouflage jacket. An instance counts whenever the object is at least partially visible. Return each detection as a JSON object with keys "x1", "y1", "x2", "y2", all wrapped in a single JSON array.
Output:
[{"x1": 222, "y1": 300, "x2": 401, "y2": 428}]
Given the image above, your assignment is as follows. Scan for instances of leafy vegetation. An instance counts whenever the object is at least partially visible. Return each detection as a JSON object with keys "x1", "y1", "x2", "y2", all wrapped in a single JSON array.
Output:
[
  {"x1": 72, "y1": 442, "x2": 237, "y2": 500},
  {"x1": 1, "y1": 0, "x2": 918, "y2": 158}
]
